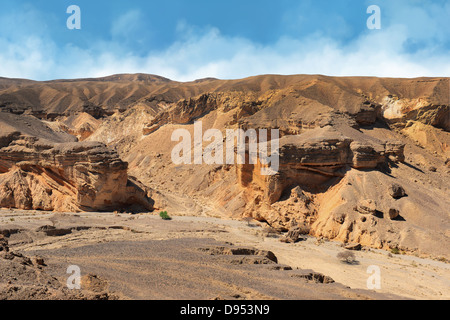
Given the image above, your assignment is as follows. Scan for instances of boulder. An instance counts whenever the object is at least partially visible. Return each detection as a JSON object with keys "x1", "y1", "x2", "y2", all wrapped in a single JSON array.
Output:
[
  {"x1": 0, "y1": 235, "x2": 9, "y2": 253},
  {"x1": 345, "y1": 243, "x2": 362, "y2": 251},
  {"x1": 33, "y1": 256, "x2": 46, "y2": 266},
  {"x1": 384, "y1": 141, "x2": 406, "y2": 162},
  {"x1": 355, "y1": 199, "x2": 377, "y2": 215},
  {"x1": 388, "y1": 208, "x2": 400, "y2": 220},
  {"x1": 389, "y1": 183, "x2": 406, "y2": 199},
  {"x1": 281, "y1": 226, "x2": 306, "y2": 243},
  {"x1": 350, "y1": 142, "x2": 385, "y2": 169}
]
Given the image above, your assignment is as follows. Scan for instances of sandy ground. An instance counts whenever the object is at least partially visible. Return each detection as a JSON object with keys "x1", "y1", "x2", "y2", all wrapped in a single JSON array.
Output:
[{"x1": 1, "y1": 209, "x2": 449, "y2": 300}]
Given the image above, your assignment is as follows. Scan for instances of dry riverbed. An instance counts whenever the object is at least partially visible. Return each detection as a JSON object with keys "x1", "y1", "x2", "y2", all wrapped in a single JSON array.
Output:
[{"x1": 1, "y1": 209, "x2": 448, "y2": 300}]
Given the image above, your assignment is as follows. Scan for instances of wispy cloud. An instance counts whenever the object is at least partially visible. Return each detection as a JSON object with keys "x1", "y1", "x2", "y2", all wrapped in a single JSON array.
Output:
[{"x1": 111, "y1": 10, "x2": 143, "y2": 39}]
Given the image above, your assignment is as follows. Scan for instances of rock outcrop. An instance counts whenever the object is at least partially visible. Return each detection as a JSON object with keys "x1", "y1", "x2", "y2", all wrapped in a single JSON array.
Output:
[
  {"x1": 0, "y1": 235, "x2": 117, "y2": 300},
  {"x1": 0, "y1": 130, "x2": 153, "y2": 212},
  {"x1": 236, "y1": 125, "x2": 405, "y2": 209}
]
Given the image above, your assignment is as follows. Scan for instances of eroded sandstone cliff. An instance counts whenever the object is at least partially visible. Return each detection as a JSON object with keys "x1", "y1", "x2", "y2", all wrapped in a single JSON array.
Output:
[{"x1": 0, "y1": 113, "x2": 153, "y2": 212}]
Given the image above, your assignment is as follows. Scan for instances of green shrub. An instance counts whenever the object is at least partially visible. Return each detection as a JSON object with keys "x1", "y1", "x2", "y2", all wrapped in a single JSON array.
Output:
[
  {"x1": 159, "y1": 211, "x2": 172, "y2": 220},
  {"x1": 390, "y1": 247, "x2": 401, "y2": 255}
]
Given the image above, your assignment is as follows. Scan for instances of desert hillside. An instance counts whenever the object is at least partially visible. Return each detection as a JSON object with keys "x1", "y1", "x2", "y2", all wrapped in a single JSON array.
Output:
[{"x1": 0, "y1": 74, "x2": 449, "y2": 259}]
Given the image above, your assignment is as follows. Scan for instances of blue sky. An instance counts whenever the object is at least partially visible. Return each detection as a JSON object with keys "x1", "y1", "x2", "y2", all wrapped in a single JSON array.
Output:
[{"x1": 0, "y1": 0, "x2": 449, "y2": 81}]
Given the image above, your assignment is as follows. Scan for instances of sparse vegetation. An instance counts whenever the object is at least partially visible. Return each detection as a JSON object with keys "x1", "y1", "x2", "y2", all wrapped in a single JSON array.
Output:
[
  {"x1": 159, "y1": 211, "x2": 172, "y2": 220},
  {"x1": 262, "y1": 226, "x2": 280, "y2": 238},
  {"x1": 242, "y1": 217, "x2": 254, "y2": 226},
  {"x1": 315, "y1": 237, "x2": 326, "y2": 245},
  {"x1": 337, "y1": 251, "x2": 357, "y2": 264},
  {"x1": 48, "y1": 215, "x2": 57, "y2": 227},
  {"x1": 390, "y1": 247, "x2": 401, "y2": 255}
]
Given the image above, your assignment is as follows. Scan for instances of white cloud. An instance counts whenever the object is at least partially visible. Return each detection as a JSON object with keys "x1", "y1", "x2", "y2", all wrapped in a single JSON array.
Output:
[{"x1": 0, "y1": 2, "x2": 449, "y2": 81}]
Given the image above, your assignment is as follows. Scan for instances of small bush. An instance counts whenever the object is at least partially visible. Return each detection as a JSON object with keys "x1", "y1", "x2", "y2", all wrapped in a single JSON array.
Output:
[
  {"x1": 262, "y1": 227, "x2": 280, "y2": 238},
  {"x1": 337, "y1": 251, "x2": 357, "y2": 264},
  {"x1": 159, "y1": 211, "x2": 172, "y2": 220},
  {"x1": 242, "y1": 217, "x2": 254, "y2": 226},
  {"x1": 315, "y1": 238, "x2": 325, "y2": 245},
  {"x1": 390, "y1": 247, "x2": 401, "y2": 255}
]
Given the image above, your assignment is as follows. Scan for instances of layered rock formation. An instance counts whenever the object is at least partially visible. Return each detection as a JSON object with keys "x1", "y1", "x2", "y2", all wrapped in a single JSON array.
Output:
[
  {"x1": 238, "y1": 125, "x2": 406, "y2": 207},
  {"x1": 0, "y1": 113, "x2": 153, "y2": 212},
  {"x1": 0, "y1": 74, "x2": 448, "y2": 258}
]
